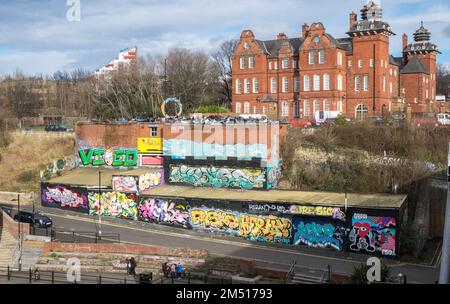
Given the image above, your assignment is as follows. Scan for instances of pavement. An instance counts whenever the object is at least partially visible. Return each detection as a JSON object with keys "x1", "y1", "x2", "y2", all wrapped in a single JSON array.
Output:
[{"x1": 1, "y1": 204, "x2": 441, "y2": 284}]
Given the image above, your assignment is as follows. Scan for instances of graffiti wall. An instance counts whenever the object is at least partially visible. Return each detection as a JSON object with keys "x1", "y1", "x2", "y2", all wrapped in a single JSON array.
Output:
[
  {"x1": 88, "y1": 192, "x2": 137, "y2": 220},
  {"x1": 139, "y1": 198, "x2": 190, "y2": 228},
  {"x1": 169, "y1": 165, "x2": 266, "y2": 190},
  {"x1": 138, "y1": 154, "x2": 163, "y2": 167},
  {"x1": 79, "y1": 148, "x2": 138, "y2": 167},
  {"x1": 112, "y1": 176, "x2": 138, "y2": 192},
  {"x1": 349, "y1": 213, "x2": 397, "y2": 257},
  {"x1": 292, "y1": 217, "x2": 347, "y2": 251},
  {"x1": 189, "y1": 207, "x2": 292, "y2": 244},
  {"x1": 41, "y1": 184, "x2": 89, "y2": 213},
  {"x1": 138, "y1": 138, "x2": 163, "y2": 154}
]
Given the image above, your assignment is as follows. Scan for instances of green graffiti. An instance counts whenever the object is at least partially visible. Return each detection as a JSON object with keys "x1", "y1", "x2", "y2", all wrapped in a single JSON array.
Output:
[
  {"x1": 78, "y1": 148, "x2": 138, "y2": 167},
  {"x1": 169, "y1": 165, "x2": 266, "y2": 190}
]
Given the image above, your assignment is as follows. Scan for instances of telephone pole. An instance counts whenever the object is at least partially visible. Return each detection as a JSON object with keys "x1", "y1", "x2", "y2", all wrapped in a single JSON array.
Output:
[{"x1": 439, "y1": 142, "x2": 450, "y2": 284}]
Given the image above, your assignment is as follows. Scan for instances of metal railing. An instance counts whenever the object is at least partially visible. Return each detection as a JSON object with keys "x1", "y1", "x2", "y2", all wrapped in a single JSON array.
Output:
[
  {"x1": 284, "y1": 260, "x2": 296, "y2": 283},
  {"x1": 30, "y1": 226, "x2": 120, "y2": 244},
  {"x1": 0, "y1": 266, "x2": 233, "y2": 285}
]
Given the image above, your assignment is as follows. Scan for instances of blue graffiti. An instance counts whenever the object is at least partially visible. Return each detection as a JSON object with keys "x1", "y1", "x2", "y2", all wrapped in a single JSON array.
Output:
[{"x1": 293, "y1": 219, "x2": 345, "y2": 251}]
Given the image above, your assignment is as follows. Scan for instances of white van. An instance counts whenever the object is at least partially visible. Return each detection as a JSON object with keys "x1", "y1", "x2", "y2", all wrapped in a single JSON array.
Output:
[{"x1": 437, "y1": 113, "x2": 450, "y2": 126}]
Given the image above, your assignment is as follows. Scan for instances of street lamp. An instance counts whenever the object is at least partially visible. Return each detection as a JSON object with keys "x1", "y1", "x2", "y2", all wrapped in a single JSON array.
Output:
[
  {"x1": 11, "y1": 194, "x2": 22, "y2": 271},
  {"x1": 98, "y1": 170, "x2": 102, "y2": 240}
]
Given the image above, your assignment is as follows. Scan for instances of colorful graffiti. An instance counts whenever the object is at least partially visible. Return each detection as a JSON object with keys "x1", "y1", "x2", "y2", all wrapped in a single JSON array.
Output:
[
  {"x1": 169, "y1": 165, "x2": 266, "y2": 190},
  {"x1": 248, "y1": 203, "x2": 290, "y2": 214},
  {"x1": 41, "y1": 156, "x2": 80, "y2": 181},
  {"x1": 42, "y1": 185, "x2": 88, "y2": 210},
  {"x1": 266, "y1": 164, "x2": 282, "y2": 189},
  {"x1": 138, "y1": 171, "x2": 163, "y2": 192},
  {"x1": 88, "y1": 192, "x2": 137, "y2": 219},
  {"x1": 78, "y1": 148, "x2": 138, "y2": 167},
  {"x1": 290, "y1": 206, "x2": 346, "y2": 221},
  {"x1": 189, "y1": 207, "x2": 291, "y2": 243},
  {"x1": 293, "y1": 217, "x2": 346, "y2": 251},
  {"x1": 139, "y1": 198, "x2": 190, "y2": 228},
  {"x1": 112, "y1": 176, "x2": 138, "y2": 192},
  {"x1": 349, "y1": 214, "x2": 397, "y2": 256}
]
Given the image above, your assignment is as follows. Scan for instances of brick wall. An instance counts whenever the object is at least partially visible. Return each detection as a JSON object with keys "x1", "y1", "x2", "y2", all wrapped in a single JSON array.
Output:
[{"x1": 0, "y1": 210, "x2": 30, "y2": 240}]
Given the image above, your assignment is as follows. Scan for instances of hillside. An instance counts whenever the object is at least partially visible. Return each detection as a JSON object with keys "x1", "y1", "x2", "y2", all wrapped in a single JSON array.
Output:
[{"x1": 0, "y1": 131, "x2": 76, "y2": 192}]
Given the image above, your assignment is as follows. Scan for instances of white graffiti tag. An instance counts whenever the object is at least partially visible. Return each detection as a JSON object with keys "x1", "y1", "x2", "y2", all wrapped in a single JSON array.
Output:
[{"x1": 45, "y1": 187, "x2": 87, "y2": 208}]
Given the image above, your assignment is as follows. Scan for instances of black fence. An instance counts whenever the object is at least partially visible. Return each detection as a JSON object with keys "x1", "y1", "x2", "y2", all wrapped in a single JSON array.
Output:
[
  {"x1": 30, "y1": 226, "x2": 121, "y2": 244},
  {"x1": 0, "y1": 266, "x2": 233, "y2": 285}
]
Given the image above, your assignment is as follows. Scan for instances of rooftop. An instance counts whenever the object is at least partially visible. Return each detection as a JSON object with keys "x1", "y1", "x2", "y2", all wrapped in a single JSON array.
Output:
[{"x1": 141, "y1": 185, "x2": 406, "y2": 210}]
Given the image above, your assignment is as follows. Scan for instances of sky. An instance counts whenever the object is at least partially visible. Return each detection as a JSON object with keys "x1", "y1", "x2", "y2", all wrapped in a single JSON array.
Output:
[{"x1": 0, "y1": 0, "x2": 449, "y2": 76}]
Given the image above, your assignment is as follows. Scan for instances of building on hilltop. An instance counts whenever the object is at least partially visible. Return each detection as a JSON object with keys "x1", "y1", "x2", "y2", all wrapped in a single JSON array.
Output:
[{"x1": 232, "y1": 0, "x2": 448, "y2": 123}]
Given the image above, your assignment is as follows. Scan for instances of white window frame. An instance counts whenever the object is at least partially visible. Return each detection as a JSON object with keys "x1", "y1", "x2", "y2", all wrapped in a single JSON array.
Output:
[
  {"x1": 354, "y1": 75, "x2": 361, "y2": 92},
  {"x1": 358, "y1": 60, "x2": 363, "y2": 68},
  {"x1": 282, "y1": 59, "x2": 289, "y2": 69},
  {"x1": 313, "y1": 75, "x2": 320, "y2": 91},
  {"x1": 244, "y1": 102, "x2": 250, "y2": 114},
  {"x1": 337, "y1": 52, "x2": 343, "y2": 66},
  {"x1": 281, "y1": 101, "x2": 289, "y2": 117},
  {"x1": 271, "y1": 77, "x2": 277, "y2": 93},
  {"x1": 248, "y1": 56, "x2": 254, "y2": 69},
  {"x1": 323, "y1": 99, "x2": 331, "y2": 112},
  {"x1": 304, "y1": 75, "x2": 310, "y2": 91},
  {"x1": 337, "y1": 74, "x2": 343, "y2": 91},
  {"x1": 308, "y1": 50, "x2": 315, "y2": 65},
  {"x1": 282, "y1": 77, "x2": 289, "y2": 93},
  {"x1": 370, "y1": 59, "x2": 374, "y2": 68},
  {"x1": 318, "y1": 49, "x2": 325, "y2": 64},
  {"x1": 235, "y1": 102, "x2": 241, "y2": 114},
  {"x1": 294, "y1": 76, "x2": 300, "y2": 93},
  {"x1": 323, "y1": 74, "x2": 330, "y2": 91},
  {"x1": 303, "y1": 100, "x2": 310, "y2": 117},
  {"x1": 313, "y1": 99, "x2": 320, "y2": 114},
  {"x1": 244, "y1": 78, "x2": 250, "y2": 94},
  {"x1": 363, "y1": 75, "x2": 369, "y2": 92},
  {"x1": 252, "y1": 77, "x2": 259, "y2": 93},
  {"x1": 236, "y1": 79, "x2": 242, "y2": 94},
  {"x1": 240, "y1": 57, "x2": 245, "y2": 69}
]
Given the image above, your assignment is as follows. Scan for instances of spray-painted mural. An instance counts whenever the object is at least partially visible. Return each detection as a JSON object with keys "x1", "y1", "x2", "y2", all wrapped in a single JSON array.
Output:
[
  {"x1": 189, "y1": 207, "x2": 291, "y2": 243},
  {"x1": 79, "y1": 148, "x2": 138, "y2": 167},
  {"x1": 138, "y1": 171, "x2": 163, "y2": 192},
  {"x1": 266, "y1": 164, "x2": 282, "y2": 189},
  {"x1": 169, "y1": 165, "x2": 266, "y2": 190},
  {"x1": 139, "y1": 198, "x2": 190, "y2": 228},
  {"x1": 349, "y1": 213, "x2": 397, "y2": 257},
  {"x1": 88, "y1": 192, "x2": 137, "y2": 219},
  {"x1": 40, "y1": 156, "x2": 80, "y2": 181},
  {"x1": 290, "y1": 206, "x2": 346, "y2": 222},
  {"x1": 112, "y1": 176, "x2": 138, "y2": 192},
  {"x1": 41, "y1": 185, "x2": 88, "y2": 212},
  {"x1": 292, "y1": 217, "x2": 346, "y2": 251}
]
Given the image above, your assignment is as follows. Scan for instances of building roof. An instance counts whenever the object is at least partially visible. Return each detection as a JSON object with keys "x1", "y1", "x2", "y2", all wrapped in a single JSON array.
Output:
[
  {"x1": 45, "y1": 167, "x2": 155, "y2": 187},
  {"x1": 389, "y1": 55, "x2": 402, "y2": 67},
  {"x1": 336, "y1": 37, "x2": 353, "y2": 55},
  {"x1": 401, "y1": 56, "x2": 427, "y2": 74},
  {"x1": 141, "y1": 185, "x2": 407, "y2": 210},
  {"x1": 255, "y1": 38, "x2": 303, "y2": 57}
]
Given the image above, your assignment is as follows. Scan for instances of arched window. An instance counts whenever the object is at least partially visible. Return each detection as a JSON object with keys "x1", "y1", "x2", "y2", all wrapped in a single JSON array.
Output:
[{"x1": 355, "y1": 104, "x2": 368, "y2": 120}]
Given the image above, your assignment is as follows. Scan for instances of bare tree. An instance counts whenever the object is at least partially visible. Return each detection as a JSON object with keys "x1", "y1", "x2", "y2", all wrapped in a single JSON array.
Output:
[
  {"x1": 436, "y1": 63, "x2": 450, "y2": 97},
  {"x1": 211, "y1": 39, "x2": 237, "y2": 108}
]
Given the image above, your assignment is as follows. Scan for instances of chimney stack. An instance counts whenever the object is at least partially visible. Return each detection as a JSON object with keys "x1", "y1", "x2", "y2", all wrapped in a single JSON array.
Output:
[
  {"x1": 349, "y1": 12, "x2": 357, "y2": 30},
  {"x1": 402, "y1": 33, "x2": 408, "y2": 50},
  {"x1": 277, "y1": 33, "x2": 288, "y2": 40},
  {"x1": 302, "y1": 24, "x2": 310, "y2": 39}
]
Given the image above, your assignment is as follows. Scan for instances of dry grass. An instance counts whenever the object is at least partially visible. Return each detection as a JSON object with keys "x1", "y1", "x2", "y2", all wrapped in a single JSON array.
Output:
[{"x1": 0, "y1": 131, "x2": 76, "y2": 191}]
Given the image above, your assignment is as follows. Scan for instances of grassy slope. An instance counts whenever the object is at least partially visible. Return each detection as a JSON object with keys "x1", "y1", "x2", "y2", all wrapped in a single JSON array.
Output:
[{"x1": 0, "y1": 131, "x2": 75, "y2": 192}]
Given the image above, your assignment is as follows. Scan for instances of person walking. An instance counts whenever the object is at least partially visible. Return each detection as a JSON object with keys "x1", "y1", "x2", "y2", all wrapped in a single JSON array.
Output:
[
  {"x1": 129, "y1": 257, "x2": 137, "y2": 277},
  {"x1": 176, "y1": 263, "x2": 183, "y2": 279},
  {"x1": 162, "y1": 262, "x2": 169, "y2": 278}
]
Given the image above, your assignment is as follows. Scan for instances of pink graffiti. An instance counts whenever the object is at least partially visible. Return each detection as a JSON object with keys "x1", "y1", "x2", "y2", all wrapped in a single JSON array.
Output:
[
  {"x1": 112, "y1": 176, "x2": 138, "y2": 192},
  {"x1": 139, "y1": 199, "x2": 189, "y2": 225},
  {"x1": 45, "y1": 186, "x2": 87, "y2": 209}
]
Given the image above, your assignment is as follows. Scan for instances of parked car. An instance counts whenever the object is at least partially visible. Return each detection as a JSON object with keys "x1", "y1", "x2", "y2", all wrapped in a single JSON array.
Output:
[
  {"x1": 45, "y1": 125, "x2": 67, "y2": 132},
  {"x1": 115, "y1": 117, "x2": 128, "y2": 124},
  {"x1": 14, "y1": 211, "x2": 53, "y2": 228},
  {"x1": 132, "y1": 116, "x2": 150, "y2": 122},
  {"x1": 290, "y1": 119, "x2": 312, "y2": 128},
  {"x1": 412, "y1": 113, "x2": 439, "y2": 127},
  {"x1": 437, "y1": 113, "x2": 450, "y2": 126}
]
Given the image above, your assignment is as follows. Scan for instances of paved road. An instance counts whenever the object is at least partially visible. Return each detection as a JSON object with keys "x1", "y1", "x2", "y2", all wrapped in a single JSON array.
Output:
[{"x1": 27, "y1": 207, "x2": 441, "y2": 284}]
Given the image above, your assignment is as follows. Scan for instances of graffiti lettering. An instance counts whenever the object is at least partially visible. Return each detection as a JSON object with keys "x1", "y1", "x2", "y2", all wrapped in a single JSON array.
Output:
[
  {"x1": 290, "y1": 206, "x2": 346, "y2": 221},
  {"x1": 349, "y1": 215, "x2": 396, "y2": 256},
  {"x1": 79, "y1": 148, "x2": 138, "y2": 167},
  {"x1": 88, "y1": 192, "x2": 137, "y2": 219},
  {"x1": 42, "y1": 186, "x2": 88, "y2": 209},
  {"x1": 248, "y1": 203, "x2": 289, "y2": 213},
  {"x1": 139, "y1": 198, "x2": 190, "y2": 228},
  {"x1": 293, "y1": 218, "x2": 346, "y2": 251},
  {"x1": 138, "y1": 171, "x2": 163, "y2": 192},
  {"x1": 112, "y1": 176, "x2": 138, "y2": 192},
  {"x1": 169, "y1": 165, "x2": 266, "y2": 190},
  {"x1": 189, "y1": 208, "x2": 291, "y2": 244}
]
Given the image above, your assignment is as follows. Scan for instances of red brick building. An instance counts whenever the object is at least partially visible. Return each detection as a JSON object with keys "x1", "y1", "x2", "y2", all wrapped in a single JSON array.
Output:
[{"x1": 232, "y1": 1, "x2": 444, "y2": 122}]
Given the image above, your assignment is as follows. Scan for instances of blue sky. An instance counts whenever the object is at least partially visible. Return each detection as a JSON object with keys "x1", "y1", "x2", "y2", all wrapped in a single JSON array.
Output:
[{"x1": 0, "y1": 0, "x2": 449, "y2": 75}]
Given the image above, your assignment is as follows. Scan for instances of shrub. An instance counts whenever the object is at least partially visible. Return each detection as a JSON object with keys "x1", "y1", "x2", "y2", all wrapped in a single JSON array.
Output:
[
  {"x1": 195, "y1": 104, "x2": 230, "y2": 114},
  {"x1": 18, "y1": 170, "x2": 36, "y2": 183},
  {"x1": 351, "y1": 262, "x2": 392, "y2": 284}
]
